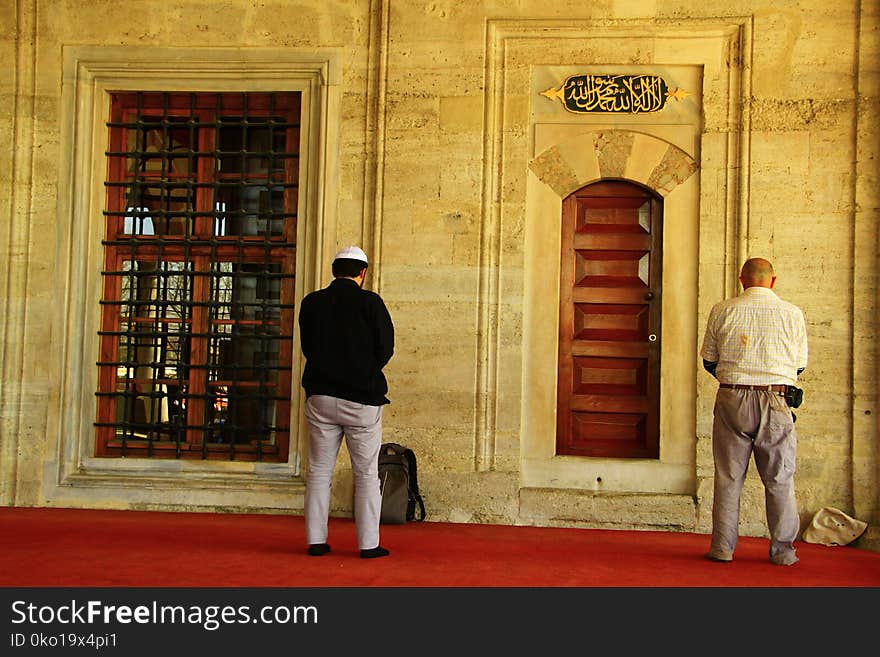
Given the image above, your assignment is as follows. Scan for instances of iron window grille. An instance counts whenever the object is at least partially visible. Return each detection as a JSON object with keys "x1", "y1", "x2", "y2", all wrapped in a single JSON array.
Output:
[{"x1": 95, "y1": 91, "x2": 299, "y2": 461}]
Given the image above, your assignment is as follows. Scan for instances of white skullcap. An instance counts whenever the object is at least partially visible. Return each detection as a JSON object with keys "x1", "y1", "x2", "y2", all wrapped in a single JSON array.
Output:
[{"x1": 333, "y1": 245, "x2": 368, "y2": 264}]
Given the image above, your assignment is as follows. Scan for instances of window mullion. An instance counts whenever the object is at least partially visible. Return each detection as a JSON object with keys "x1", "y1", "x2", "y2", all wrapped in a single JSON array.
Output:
[{"x1": 185, "y1": 109, "x2": 216, "y2": 449}]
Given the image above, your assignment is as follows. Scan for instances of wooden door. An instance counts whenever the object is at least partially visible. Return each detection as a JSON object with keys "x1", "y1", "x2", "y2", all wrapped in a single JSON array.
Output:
[{"x1": 557, "y1": 180, "x2": 662, "y2": 459}]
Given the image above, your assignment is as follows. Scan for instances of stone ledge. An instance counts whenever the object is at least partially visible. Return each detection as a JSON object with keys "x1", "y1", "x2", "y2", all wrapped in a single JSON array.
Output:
[
  {"x1": 44, "y1": 471, "x2": 306, "y2": 515},
  {"x1": 519, "y1": 487, "x2": 697, "y2": 531}
]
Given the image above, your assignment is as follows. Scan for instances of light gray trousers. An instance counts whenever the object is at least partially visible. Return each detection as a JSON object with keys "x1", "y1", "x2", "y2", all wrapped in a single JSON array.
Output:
[
  {"x1": 710, "y1": 388, "x2": 800, "y2": 561},
  {"x1": 304, "y1": 395, "x2": 383, "y2": 550}
]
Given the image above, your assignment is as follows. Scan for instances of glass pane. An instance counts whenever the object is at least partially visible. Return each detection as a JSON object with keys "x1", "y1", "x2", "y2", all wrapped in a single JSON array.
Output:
[
  {"x1": 213, "y1": 186, "x2": 286, "y2": 237},
  {"x1": 207, "y1": 383, "x2": 277, "y2": 446},
  {"x1": 214, "y1": 117, "x2": 290, "y2": 238},
  {"x1": 115, "y1": 260, "x2": 192, "y2": 442},
  {"x1": 205, "y1": 262, "x2": 283, "y2": 446},
  {"x1": 123, "y1": 120, "x2": 195, "y2": 237}
]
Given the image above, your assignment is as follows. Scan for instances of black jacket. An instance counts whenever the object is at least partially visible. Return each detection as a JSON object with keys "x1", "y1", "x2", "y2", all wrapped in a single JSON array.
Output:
[{"x1": 298, "y1": 277, "x2": 395, "y2": 405}]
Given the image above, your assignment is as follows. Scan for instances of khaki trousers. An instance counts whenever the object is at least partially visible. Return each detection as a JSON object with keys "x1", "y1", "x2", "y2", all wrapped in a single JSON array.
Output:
[
  {"x1": 304, "y1": 395, "x2": 383, "y2": 550},
  {"x1": 710, "y1": 388, "x2": 800, "y2": 561}
]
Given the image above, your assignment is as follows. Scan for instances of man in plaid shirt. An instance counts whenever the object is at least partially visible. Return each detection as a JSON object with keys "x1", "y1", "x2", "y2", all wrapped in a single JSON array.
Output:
[{"x1": 700, "y1": 257, "x2": 808, "y2": 566}]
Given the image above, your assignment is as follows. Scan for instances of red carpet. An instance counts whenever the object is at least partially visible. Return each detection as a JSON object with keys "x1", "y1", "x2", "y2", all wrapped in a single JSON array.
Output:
[{"x1": 1, "y1": 506, "x2": 878, "y2": 587}]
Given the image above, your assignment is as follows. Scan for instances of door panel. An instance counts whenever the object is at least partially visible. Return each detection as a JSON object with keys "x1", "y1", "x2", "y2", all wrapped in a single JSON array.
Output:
[{"x1": 557, "y1": 180, "x2": 662, "y2": 458}]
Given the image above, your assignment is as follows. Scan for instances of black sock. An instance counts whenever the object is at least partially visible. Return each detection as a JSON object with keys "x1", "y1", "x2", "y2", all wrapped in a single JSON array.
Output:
[
  {"x1": 307, "y1": 543, "x2": 331, "y2": 556},
  {"x1": 360, "y1": 546, "x2": 389, "y2": 559}
]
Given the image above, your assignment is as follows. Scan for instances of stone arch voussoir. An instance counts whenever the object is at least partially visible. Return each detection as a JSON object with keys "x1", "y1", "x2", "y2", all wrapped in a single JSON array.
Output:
[{"x1": 528, "y1": 129, "x2": 698, "y2": 198}]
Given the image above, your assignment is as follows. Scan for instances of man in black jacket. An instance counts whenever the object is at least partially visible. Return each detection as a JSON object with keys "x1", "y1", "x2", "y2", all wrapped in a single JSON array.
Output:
[{"x1": 298, "y1": 245, "x2": 394, "y2": 559}]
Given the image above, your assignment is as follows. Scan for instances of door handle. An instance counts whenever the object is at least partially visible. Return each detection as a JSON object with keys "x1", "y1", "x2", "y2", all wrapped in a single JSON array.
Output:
[
  {"x1": 648, "y1": 333, "x2": 658, "y2": 342},
  {"x1": 644, "y1": 291, "x2": 654, "y2": 300}
]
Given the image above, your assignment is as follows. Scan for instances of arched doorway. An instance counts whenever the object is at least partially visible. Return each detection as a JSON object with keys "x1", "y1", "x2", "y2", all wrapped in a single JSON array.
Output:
[{"x1": 556, "y1": 180, "x2": 663, "y2": 459}]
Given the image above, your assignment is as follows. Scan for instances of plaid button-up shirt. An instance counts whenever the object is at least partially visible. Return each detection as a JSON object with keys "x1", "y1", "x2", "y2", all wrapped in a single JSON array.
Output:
[{"x1": 700, "y1": 286, "x2": 808, "y2": 386}]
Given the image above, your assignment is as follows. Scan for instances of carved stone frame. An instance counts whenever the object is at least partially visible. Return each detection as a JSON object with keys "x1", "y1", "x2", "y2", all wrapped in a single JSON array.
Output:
[
  {"x1": 44, "y1": 46, "x2": 341, "y2": 510},
  {"x1": 476, "y1": 19, "x2": 752, "y2": 503}
]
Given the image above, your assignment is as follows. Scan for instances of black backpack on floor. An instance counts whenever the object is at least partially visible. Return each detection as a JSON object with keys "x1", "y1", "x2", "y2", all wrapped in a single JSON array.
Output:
[{"x1": 378, "y1": 443, "x2": 426, "y2": 524}]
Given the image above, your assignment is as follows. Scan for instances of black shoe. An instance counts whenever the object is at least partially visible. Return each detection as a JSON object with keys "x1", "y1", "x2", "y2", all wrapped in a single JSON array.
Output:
[
  {"x1": 360, "y1": 546, "x2": 390, "y2": 559},
  {"x1": 307, "y1": 543, "x2": 331, "y2": 556}
]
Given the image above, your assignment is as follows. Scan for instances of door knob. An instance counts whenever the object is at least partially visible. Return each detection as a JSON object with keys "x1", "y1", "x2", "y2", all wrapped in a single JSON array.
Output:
[
  {"x1": 648, "y1": 334, "x2": 657, "y2": 342},
  {"x1": 644, "y1": 291, "x2": 654, "y2": 300}
]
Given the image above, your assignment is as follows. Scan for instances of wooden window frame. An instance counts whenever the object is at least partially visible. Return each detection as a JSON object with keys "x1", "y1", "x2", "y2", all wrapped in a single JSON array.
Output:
[{"x1": 95, "y1": 92, "x2": 300, "y2": 462}]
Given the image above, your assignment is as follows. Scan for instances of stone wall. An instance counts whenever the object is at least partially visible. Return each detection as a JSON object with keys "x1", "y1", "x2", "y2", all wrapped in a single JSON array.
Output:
[{"x1": 1, "y1": 0, "x2": 877, "y2": 551}]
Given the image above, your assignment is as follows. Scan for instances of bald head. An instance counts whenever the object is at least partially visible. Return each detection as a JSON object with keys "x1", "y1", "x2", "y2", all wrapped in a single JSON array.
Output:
[{"x1": 740, "y1": 257, "x2": 776, "y2": 289}]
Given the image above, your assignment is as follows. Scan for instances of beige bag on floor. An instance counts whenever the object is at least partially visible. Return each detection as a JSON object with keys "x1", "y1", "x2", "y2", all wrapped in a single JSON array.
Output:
[{"x1": 802, "y1": 507, "x2": 868, "y2": 546}]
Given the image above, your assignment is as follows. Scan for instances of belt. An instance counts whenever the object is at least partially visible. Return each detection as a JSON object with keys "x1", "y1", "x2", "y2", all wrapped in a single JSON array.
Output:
[{"x1": 720, "y1": 383, "x2": 787, "y2": 394}]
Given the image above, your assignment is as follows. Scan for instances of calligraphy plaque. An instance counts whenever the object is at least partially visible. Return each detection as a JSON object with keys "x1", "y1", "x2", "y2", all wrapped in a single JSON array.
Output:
[{"x1": 541, "y1": 74, "x2": 689, "y2": 114}]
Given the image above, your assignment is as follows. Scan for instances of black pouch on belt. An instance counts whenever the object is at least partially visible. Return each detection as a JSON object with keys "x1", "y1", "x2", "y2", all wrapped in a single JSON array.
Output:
[{"x1": 784, "y1": 385, "x2": 804, "y2": 408}]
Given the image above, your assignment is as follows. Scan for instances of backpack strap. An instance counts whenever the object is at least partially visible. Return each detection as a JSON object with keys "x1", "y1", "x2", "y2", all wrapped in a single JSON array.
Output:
[
  {"x1": 412, "y1": 492, "x2": 426, "y2": 522},
  {"x1": 403, "y1": 448, "x2": 426, "y2": 521}
]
